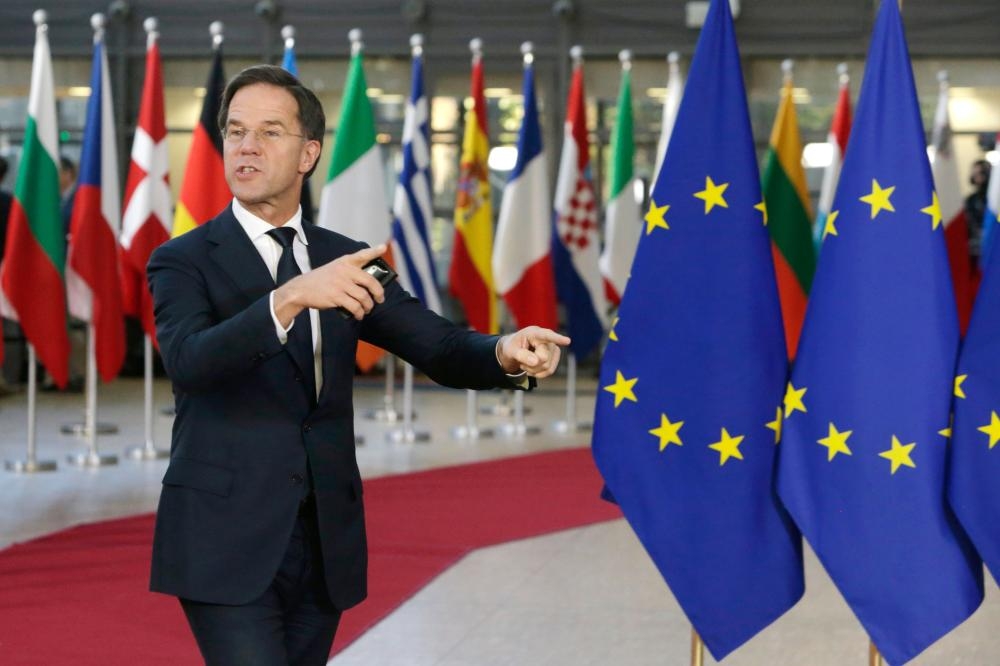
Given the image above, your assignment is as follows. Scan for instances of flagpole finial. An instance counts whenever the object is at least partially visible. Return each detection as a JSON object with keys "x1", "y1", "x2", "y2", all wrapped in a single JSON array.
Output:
[
  {"x1": 781, "y1": 58, "x2": 794, "y2": 83},
  {"x1": 33, "y1": 9, "x2": 47, "y2": 27},
  {"x1": 618, "y1": 49, "x2": 632, "y2": 71},
  {"x1": 281, "y1": 24, "x2": 295, "y2": 49},
  {"x1": 410, "y1": 33, "x2": 423, "y2": 58},
  {"x1": 837, "y1": 62, "x2": 849, "y2": 85},
  {"x1": 521, "y1": 41, "x2": 534, "y2": 67},
  {"x1": 469, "y1": 37, "x2": 483, "y2": 61},
  {"x1": 91, "y1": 12, "x2": 107, "y2": 42},
  {"x1": 144, "y1": 17, "x2": 158, "y2": 34},
  {"x1": 570, "y1": 45, "x2": 583, "y2": 65},
  {"x1": 668, "y1": 51, "x2": 680, "y2": 64},
  {"x1": 209, "y1": 21, "x2": 224, "y2": 49},
  {"x1": 937, "y1": 69, "x2": 949, "y2": 85},
  {"x1": 349, "y1": 28, "x2": 363, "y2": 56}
]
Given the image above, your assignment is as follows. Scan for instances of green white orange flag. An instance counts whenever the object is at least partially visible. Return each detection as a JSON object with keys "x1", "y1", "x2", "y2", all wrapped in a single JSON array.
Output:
[
  {"x1": 761, "y1": 63, "x2": 816, "y2": 359},
  {"x1": 172, "y1": 24, "x2": 228, "y2": 237},
  {"x1": 317, "y1": 30, "x2": 393, "y2": 372},
  {"x1": 0, "y1": 11, "x2": 70, "y2": 386},
  {"x1": 449, "y1": 39, "x2": 498, "y2": 334},
  {"x1": 599, "y1": 50, "x2": 641, "y2": 307}
]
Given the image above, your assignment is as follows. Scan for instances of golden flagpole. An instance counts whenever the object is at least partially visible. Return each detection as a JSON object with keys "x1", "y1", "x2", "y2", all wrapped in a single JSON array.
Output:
[
  {"x1": 869, "y1": 640, "x2": 884, "y2": 666},
  {"x1": 690, "y1": 628, "x2": 704, "y2": 666}
]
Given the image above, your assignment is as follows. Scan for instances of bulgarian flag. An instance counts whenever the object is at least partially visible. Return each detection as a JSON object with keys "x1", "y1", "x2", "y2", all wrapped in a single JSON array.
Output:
[
  {"x1": 172, "y1": 36, "x2": 228, "y2": 237},
  {"x1": 66, "y1": 18, "x2": 125, "y2": 382},
  {"x1": 449, "y1": 39, "x2": 498, "y2": 334},
  {"x1": 120, "y1": 19, "x2": 171, "y2": 343},
  {"x1": 317, "y1": 30, "x2": 392, "y2": 371},
  {"x1": 929, "y1": 70, "x2": 973, "y2": 333},
  {"x1": 599, "y1": 51, "x2": 641, "y2": 307},
  {"x1": 761, "y1": 65, "x2": 816, "y2": 359},
  {"x1": 0, "y1": 12, "x2": 70, "y2": 386}
]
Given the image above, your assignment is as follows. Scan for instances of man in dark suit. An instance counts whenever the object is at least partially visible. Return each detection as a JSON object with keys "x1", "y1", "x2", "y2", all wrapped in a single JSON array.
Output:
[{"x1": 147, "y1": 65, "x2": 569, "y2": 665}]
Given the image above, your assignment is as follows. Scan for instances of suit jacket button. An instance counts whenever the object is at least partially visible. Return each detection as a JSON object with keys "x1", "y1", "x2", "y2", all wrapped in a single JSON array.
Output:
[
  {"x1": 294, "y1": 374, "x2": 303, "y2": 382},
  {"x1": 302, "y1": 424, "x2": 312, "y2": 433},
  {"x1": 291, "y1": 473, "x2": 303, "y2": 484}
]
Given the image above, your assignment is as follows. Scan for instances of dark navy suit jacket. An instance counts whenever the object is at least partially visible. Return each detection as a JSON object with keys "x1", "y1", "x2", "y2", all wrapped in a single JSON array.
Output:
[{"x1": 148, "y1": 205, "x2": 517, "y2": 609}]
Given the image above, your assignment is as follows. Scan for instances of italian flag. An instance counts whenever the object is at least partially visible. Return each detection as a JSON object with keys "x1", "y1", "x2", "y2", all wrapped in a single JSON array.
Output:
[
  {"x1": 317, "y1": 41, "x2": 393, "y2": 371},
  {"x1": 762, "y1": 75, "x2": 816, "y2": 359},
  {"x1": 599, "y1": 59, "x2": 641, "y2": 307},
  {"x1": 0, "y1": 16, "x2": 69, "y2": 386}
]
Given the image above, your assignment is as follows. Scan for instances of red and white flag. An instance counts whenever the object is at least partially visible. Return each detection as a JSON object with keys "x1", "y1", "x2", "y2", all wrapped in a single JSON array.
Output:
[
  {"x1": 120, "y1": 19, "x2": 172, "y2": 344},
  {"x1": 66, "y1": 18, "x2": 125, "y2": 381},
  {"x1": 930, "y1": 70, "x2": 973, "y2": 332}
]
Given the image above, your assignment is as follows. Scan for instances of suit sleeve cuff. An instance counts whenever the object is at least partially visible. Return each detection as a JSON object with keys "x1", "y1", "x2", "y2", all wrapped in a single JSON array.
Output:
[{"x1": 269, "y1": 290, "x2": 293, "y2": 344}]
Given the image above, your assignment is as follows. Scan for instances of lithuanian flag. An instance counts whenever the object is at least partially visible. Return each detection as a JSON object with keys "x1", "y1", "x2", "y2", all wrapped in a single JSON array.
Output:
[{"x1": 762, "y1": 71, "x2": 816, "y2": 358}]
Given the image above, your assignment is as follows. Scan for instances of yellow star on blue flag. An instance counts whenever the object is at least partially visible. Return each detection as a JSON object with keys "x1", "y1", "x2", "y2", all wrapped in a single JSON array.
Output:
[
  {"x1": 776, "y1": 3, "x2": 983, "y2": 664},
  {"x1": 592, "y1": 0, "x2": 802, "y2": 659}
]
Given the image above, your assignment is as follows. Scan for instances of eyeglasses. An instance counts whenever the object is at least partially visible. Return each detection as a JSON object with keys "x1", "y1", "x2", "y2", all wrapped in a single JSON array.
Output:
[{"x1": 223, "y1": 126, "x2": 306, "y2": 144}]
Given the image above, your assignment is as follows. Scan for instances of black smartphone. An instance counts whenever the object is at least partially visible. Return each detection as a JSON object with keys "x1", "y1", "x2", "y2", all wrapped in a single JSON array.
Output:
[{"x1": 337, "y1": 257, "x2": 398, "y2": 319}]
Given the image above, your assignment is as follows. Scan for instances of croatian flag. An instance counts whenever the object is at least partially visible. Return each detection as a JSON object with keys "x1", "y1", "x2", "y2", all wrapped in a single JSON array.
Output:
[
  {"x1": 391, "y1": 37, "x2": 441, "y2": 313},
  {"x1": 493, "y1": 44, "x2": 558, "y2": 330},
  {"x1": 552, "y1": 49, "x2": 606, "y2": 359},
  {"x1": 66, "y1": 19, "x2": 124, "y2": 381}
]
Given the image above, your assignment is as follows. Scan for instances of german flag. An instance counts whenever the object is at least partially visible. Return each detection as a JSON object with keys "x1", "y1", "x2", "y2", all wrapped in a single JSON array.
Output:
[{"x1": 172, "y1": 46, "x2": 229, "y2": 237}]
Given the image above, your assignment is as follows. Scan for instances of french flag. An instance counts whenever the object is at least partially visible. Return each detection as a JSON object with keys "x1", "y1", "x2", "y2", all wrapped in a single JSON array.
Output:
[
  {"x1": 66, "y1": 22, "x2": 124, "y2": 382},
  {"x1": 551, "y1": 49, "x2": 606, "y2": 359},
  {"x1": 493, "y1": 43, "x2": 558, "y2": 331}
]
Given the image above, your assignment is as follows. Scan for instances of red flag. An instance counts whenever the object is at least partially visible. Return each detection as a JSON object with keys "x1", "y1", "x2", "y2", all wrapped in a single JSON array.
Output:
[
  {"x1": 66, "y1": 25, "x2": 125, "y2": 381},
  {"x1": 120, "y1": 21, "x2": 171, "y2": 343}
]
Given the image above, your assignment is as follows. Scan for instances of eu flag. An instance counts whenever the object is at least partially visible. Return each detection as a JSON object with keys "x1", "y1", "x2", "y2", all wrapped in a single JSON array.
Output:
[
  {"x1": 591, "y1": 0, "x2": 803, "y2": 658},
  {"x1": 776, "y1": 2, "x2": 983, "y2": 664},
  {"x1": 949, "y1": 154, "x2": 1000, "y2": 601}
]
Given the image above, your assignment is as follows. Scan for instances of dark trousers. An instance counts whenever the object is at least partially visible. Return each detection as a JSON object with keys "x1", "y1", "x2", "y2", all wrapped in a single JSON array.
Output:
[{"x1": 180, "y1": 500, "x2": 341, "y2": 666}]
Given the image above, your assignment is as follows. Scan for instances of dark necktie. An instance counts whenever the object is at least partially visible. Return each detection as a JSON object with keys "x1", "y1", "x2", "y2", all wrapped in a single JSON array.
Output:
[{"x1": 267, "y1": 227, "x2": 316, "y2": 403}]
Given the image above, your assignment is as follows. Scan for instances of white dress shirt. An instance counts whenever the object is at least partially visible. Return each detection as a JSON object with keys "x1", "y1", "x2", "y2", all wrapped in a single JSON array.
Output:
[{"x1": 231, "y1": 199, "x2": 323, "y2": 397}]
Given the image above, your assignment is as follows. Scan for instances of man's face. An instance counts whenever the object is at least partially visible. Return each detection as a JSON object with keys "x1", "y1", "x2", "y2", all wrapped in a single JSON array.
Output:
[{"x1": 223, "y1": 83, "x2": 320, "y2": 221}]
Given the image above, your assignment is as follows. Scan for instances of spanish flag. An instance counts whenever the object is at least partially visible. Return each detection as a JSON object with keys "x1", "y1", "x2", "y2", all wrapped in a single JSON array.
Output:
[
  {"x1": 172, "y1": 40, "x2": 228, "y2": 237},
  {"x1": 449, "y1": 40, "x2": 497, "y2": 334}
]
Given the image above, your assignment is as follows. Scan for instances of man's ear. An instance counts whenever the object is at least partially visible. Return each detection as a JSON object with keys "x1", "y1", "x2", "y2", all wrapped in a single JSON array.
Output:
[{"x1": 300, "y1": 140, "x2": 321, "y2": 174}]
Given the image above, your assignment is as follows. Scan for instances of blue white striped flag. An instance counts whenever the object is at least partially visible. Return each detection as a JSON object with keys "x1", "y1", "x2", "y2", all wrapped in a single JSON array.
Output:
[{"x1": 391, "y1": 38, "x2": 441, "y2": 312}]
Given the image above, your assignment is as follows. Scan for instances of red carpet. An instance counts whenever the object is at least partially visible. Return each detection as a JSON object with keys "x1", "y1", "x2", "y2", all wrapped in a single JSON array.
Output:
[{"x1": 0, "y1": 448, "x2": 620, "y2": 664}]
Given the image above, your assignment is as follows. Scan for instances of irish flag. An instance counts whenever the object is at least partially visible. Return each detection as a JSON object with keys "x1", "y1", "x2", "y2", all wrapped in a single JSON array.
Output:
[
  {"x1": 599, "y1": 51, "x2": 641, "y2": 307},
  {"x1": 449, "y1": 39, "x2": 498, "y2": 334},
  {"x1": 761, "y1": 64, "x2": 816, "y2": 359},
  {"x1": 317, "y1": 30, "x2": 392, "y2": 371},
  {"x1": 0, "y1": 11, "x2": 69, "y2": 387},
  {"x1": 66, "y1": 19, "x2": 125, "y2": 382}
]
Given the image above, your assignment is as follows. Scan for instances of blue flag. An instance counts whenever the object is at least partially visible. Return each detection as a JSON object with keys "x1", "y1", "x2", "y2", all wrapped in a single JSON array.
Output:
[
  {"x1": 591, "y1": 0, "x2": 803, "y2": 659},
  {"x1": 280, "y1": 29, "x2": 314, "y2": 222},
  {"x1": 950, "y1": 158, "x2": 1000, "y2": 600},
  {"x1": 391, "y1": 44, "x2": 441, "y2": 313},
  {"x1": 776, "y1": 2, "x2": 983, "y2": 663}
]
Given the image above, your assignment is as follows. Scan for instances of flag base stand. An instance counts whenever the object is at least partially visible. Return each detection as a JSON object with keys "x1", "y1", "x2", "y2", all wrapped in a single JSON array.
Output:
[
  {"x1": 124, "y1": 442, "x2": 169, "y2": 460},
  {"x1": 551, "y1": 419, "x2": 592, "y2": 435},
  {"x1": 364, "y1": 407, "x2": 416, "y2": 422},
  {"x1": 385, "y1": 429, "x2": 431, "y2": 444},
  {"x1": 499, "y1": 423, "x2": 542, "y2": 437},
  {"x1": 5, "y1": 458, "x2": 57, "y2": 473},
  {"x1": 67, "y1": 451, "x2": 118, "y2": 468},
  {"x1": 60, "y1": 421, "x2": 119, "y2": 436},
  {"x1": 450, "y1": 425, "x2": 495, "y2": 440},
  {"x1": 479, "y1": 402, "x2": 532, "y2": 417}
]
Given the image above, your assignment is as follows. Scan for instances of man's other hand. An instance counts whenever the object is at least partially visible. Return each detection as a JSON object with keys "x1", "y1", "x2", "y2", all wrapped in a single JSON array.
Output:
[{"x1": 497, "y1": 327, "x2": 571, "y2": 379}]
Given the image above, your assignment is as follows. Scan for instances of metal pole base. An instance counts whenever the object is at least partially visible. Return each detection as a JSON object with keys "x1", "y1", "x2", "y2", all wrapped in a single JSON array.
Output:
[
  {"x1": 479, "y1": 402, "x2": 532, "y2": 417},
  {"x1": 6, "y1": 458, "x2": 58, "y2": 473},
  {"x1": 364, "y1": 407, "x2": 417, "y2": 422},
  {"x1": 385, "y1": 429, "x2": 431, "y2": 444},
  {"x1": 124, "y1": 443, "x2": 170, "y2": 460},
  {"x1": 60, "y1": 421, "x2": 120, "y2": 436},
  {"x1": 450, "y1": 424, "x2": 496, "y2": 440},
  {"x1": 67, "y1": 451, "x2": 119, "y2": 467},
  {"x1": 551, "y1": 420, "x2": 593, "y2": 435},
  {"x1": 499, "y1": 422, "x2": 542, "y2": 438}
]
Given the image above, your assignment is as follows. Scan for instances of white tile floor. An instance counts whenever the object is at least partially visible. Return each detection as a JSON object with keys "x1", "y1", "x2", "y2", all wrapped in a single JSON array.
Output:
[{"x1": 1, "y1": 372, "x2": 999, "y2": 665}]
